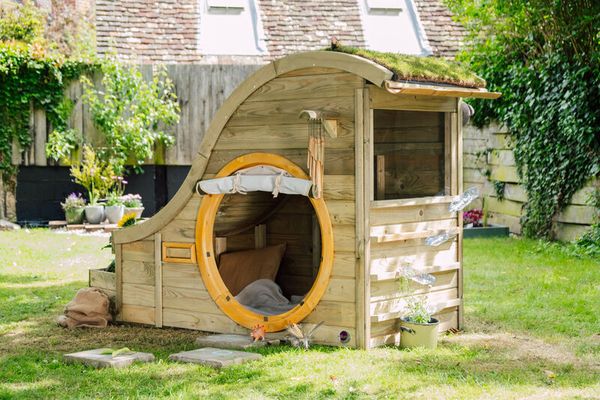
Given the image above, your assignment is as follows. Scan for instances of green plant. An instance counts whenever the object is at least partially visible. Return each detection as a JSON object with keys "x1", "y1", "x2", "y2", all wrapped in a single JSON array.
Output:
[
  {"x1": 69, "y1": 145, "x2": 115, "y2": 205},
  {"x1": 105, "y1": 192, "x2": 123, "y2": 207},
  {"x1": 81, "y1": 54, "x2": 180, "y2": 174},
  {"x1": 60, "y1": 192, "x2": 86, "y2": 211},
  {"x1": 0, "y1": 2, "x2": 88, "y2": 180},
  {"x1": 0, "y1": 0, "x2": 45, "y2": 43},
  {"x1": 121, "y1": 193, "x2": 143, "y2": 208},
  {"x1": 445, "y1": 0, "x2": 600, "y2": 239},
  {"x1": 403, "y1": 296, "x2": 433, "y2": 324}
]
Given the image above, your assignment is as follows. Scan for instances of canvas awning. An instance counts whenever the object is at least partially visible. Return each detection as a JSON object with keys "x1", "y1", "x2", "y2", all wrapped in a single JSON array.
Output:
[
  {"x1": 384, "y1": 80, "x2": 501, "y2": 99},
  {"x1": 197, "y1": 165, "x2": 313, "y2": 197}
]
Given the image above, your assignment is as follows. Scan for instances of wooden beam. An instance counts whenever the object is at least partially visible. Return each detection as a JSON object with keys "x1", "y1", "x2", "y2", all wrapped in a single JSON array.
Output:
[
  {"x1": 384, "y1": 80, "x2": 501, "y2": 99},
  {"x1": 154, "y1": 233, "x2": 163, "y2": 328},
  {"x1": 376, "y1": 155, "x2": 385, "y2": 201}
]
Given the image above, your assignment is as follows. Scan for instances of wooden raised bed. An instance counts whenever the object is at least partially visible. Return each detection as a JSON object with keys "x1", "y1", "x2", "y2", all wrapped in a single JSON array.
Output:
[{"x1": 89, "y1": 267, "x2": 116, "y2": 302}]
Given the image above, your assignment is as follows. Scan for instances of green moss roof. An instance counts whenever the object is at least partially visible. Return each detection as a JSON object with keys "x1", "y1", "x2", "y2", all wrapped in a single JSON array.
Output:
[{"x1": 326, "y1": 45, "x2": 486, "y2": 89}]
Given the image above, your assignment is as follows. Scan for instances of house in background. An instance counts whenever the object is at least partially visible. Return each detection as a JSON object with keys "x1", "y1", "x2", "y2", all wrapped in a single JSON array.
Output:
[
  {"x1": 14, "y1": 0, "x2": 466, "y2": 223},
  {"x1": 95, "y1": 0, "x2": 465, "y2": 63}
]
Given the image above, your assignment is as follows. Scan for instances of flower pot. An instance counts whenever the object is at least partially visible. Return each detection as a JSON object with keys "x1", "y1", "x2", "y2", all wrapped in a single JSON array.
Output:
[
  {"x1": 125, "y1": 207, "x2": 144, "y2": 219},
  {"x1": 105, "y1": 205, "x2": 125, "y2": 224},
  {"x1": 64, "y1": 207, "x2": 85, "y2": 224},
  {"x1": 84, "y1": 205, "x2": 105, "y2": 224},
  {"x1": 399, "y1": 317, "x2": 439, "y2": 349}
]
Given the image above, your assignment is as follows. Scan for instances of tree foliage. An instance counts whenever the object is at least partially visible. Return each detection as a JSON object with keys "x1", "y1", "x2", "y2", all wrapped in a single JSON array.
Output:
[
  {"x1": 0, "y1": 1, "x2": 87, "y2": 180},
  {"x1": 446, "y1": 0, "x2": 600, "y2": 239},
  {"x1": 78, "y1": 55, "x2": 180, "y2": 175}
]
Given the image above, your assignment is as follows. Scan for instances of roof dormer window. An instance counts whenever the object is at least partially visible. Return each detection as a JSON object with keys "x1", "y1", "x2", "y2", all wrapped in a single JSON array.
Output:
[
  {"x1": 358, "y1": 0, "x2": 432, "y2": 55},
  {"x1": 207, "y1": 0, "x2": 246, "y2": 12},
  {"x1": 199, "y1": 0, "x2": 266, "y2": 56},
  {"x1": 366, "y1": 0, "x2": 403, "y2": 14}
]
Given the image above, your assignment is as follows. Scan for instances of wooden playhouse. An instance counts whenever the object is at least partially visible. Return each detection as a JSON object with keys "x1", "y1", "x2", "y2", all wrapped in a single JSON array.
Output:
[{"x1": 109, "y1": 48, "x2": 499, "y2": 349}]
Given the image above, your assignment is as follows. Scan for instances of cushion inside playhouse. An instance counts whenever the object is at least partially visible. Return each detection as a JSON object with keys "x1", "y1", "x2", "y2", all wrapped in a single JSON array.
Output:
[{"x1": 218, "y1": 243, "x2": 287, "y2": 296}]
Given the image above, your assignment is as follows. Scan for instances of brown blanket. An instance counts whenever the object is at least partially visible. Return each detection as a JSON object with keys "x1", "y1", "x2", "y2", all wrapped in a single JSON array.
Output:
[{"x1": 57, "y1": 288, "x2": 112, "y2": 328}]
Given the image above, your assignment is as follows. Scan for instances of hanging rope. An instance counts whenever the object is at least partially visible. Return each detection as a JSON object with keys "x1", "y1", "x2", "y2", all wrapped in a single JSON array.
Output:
[{"x1": 307, "y1": 116, "x2": 324, "y2": 198}]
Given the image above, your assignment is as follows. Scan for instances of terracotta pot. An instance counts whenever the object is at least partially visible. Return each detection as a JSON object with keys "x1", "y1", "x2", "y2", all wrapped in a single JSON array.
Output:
[
  {"x1": 84, "y1": 205, "x2": 105, "y2": 224},
  {"x1": 64, "y1": 207, "x2": 85, "y2": 224},
  {"x1": 105, "y1": 205, "x2": 125, "y2": 224},
  {"x1": 399, "y1": 317, "x2": 439, "y2": 349}
]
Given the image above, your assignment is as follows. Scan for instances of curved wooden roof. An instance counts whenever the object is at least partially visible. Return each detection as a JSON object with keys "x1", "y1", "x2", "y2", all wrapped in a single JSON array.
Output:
[{"x1": 113, "y1": 51, "x2": 393, "y2": 244}]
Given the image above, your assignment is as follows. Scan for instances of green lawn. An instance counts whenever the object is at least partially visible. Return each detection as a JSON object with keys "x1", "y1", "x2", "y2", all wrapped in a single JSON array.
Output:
[{"x1": 0, "y1": 230, "x2": 598, "y2": 399}]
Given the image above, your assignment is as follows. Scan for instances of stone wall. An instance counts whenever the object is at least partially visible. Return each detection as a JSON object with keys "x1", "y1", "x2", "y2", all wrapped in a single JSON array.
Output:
[{"x1": 463, "y1": 123, "x2": 598, "y2": 241}]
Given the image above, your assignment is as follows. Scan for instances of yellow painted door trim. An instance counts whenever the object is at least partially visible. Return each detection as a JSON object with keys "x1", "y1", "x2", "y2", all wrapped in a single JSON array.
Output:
[{"x1": 195, "y1": 152, "x2": 335, "y2": 332}]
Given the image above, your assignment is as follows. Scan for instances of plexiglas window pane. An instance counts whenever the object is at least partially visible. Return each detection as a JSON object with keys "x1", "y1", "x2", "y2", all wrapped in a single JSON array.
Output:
[{"x1": 373, "y1": 110, "x2": 446, "y2": 200}]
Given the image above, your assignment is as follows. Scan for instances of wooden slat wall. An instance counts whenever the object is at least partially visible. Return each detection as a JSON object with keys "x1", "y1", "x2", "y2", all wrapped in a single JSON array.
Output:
[
  {"x1": 118, "y1": 68, "x2": 362, "y2": 346},
  {"x1": 368, "y1": 199, "x2": 460, "y2": 347},
  {"x1": 366, "y1": 87, "x2": 460, "y2": 347},
  {"x1": 463, "y1": 123, "x2": 598, "y2": 241},
  {"x1": 12, "y1": 64, "x2": 262, "y2": 167}
]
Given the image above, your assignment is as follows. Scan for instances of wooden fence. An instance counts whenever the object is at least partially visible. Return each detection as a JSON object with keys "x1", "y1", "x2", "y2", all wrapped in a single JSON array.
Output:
[
  {"x1": 463, "y1": 123, "x2": 598, "y2": 241},
  {"x1": 10, "y1": 64, "x2": 263, "y2": 167}
]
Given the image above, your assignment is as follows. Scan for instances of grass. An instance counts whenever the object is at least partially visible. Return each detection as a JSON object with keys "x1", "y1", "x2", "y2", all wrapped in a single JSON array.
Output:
[
  {"x1": 0, "y1": 230, "x2": 598, "y2": 399},
  {"x1": 327, "y1": 45, "x2": 486, "y2": 88}
]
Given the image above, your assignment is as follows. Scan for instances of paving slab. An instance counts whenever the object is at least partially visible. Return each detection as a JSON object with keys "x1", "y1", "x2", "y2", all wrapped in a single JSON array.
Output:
[
  {"x1": 169, "y1": 347, "x2": 262, "y2": 368},
  {"x1": 196, "y1": 334, "x2": 280, "y2": 350},
  {"x1": 64, "y1": 348, "x2": 154, "y2": 369}
]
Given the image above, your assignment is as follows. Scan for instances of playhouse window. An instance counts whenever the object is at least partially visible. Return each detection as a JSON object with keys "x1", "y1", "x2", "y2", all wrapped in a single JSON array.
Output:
[{"x1": 373, "y1": 109, "x2": 447, "y2": 200}]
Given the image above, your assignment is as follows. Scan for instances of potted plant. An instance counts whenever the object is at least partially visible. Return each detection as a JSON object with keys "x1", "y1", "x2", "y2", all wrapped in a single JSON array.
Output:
[
  {"x1": 462, "y1": 206, "x2": 510, "y2": 238},
  {"x1": 105, "y1": 176, "x2": 127, "y2": 224},
  {"x1": 61, "y1": 193, "x2": 86, "y2": 224},
  {"x1": 105, "y1": 192, "x2": 125, "y2": 224},
  {"x1": 399, "y1": 296, "x2": 439, "y2": 349},
  {"x1": 121, "y1": 194, "x2": 144, "y2": 219},
  {"x1": 70, "y1": 146, "x2": 115, "y2": 224}
]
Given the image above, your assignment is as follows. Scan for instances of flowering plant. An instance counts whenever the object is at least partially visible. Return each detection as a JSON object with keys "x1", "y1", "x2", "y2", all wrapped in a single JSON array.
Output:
[
  {"x1": 464, "y1": 209, "x2": 483, "y2": 227},
  {"x1": 61, "y1": 193, "x2": 86, "y2": 211},
  {"x1": 120, "y1": 193, "x2": 143, "y2": 208},
  {"x1": 70, "y1": 146, "x2": 115, "y2": 205}
]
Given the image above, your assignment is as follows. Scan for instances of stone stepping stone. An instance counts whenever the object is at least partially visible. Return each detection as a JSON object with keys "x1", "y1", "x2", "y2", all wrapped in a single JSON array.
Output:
[
  {"x1": 64, "y1": 348, "x2": 154, "y2": 369},
  {"x1": 196, "y1": 333, "x2": 279, "y2": 350},
  {"x1": 169, "y1": 347, "x2": 262, "y2": 368}
]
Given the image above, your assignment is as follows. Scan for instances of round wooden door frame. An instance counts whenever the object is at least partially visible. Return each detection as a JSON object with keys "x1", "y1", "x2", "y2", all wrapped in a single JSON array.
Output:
[{"x1": 195, "y1": 152, "x2": 335, "y2": 332}]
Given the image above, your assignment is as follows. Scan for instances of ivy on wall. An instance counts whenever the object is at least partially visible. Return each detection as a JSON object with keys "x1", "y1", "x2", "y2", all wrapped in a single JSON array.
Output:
[
  {"x1": 0, "y1": 2, "x2": 88, "y2": 180},
  {"x1": 446, "y1": 0, "x2": 600, "y2": 239}
]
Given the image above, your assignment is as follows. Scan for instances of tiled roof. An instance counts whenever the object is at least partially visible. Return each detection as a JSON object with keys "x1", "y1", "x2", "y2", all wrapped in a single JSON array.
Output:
[
  {"x1": 95, "y1": 0, "x2": 465, "y2": 63},
  {"x1": 414, "y1": 0, "x2": 466, "y2": 58},
  {"x1": 96, "y1": 0, "x2": 203, "y2": 63},
  {"x1": 258, "y1": 0, "x2": 365, "y2": 60}
]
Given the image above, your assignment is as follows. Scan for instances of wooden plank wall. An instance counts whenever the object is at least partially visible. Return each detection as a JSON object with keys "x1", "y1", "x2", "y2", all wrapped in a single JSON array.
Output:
[
  {"x1": 12, "y1": 64, "x2": 262, "y2": 167},
  {"x1": 367, "y1": 87, "x2": 460, "y2": 347},
  {"x1": 463, "y1": 123, "x2": 598, "y2": 241},
  {"x1": 118, "y1": 67, "x2": 361, "y2": 346}
]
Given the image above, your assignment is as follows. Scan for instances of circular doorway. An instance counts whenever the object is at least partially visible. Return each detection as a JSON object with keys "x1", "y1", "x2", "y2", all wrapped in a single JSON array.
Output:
[{"x1": 195, "y1": 153, "x2": 334, "y2": 332}]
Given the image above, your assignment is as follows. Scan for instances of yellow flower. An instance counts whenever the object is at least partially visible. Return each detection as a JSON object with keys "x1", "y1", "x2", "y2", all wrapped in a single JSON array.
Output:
[{"x1": 117, "y1": 213, "x2": 137, "y2": 228}]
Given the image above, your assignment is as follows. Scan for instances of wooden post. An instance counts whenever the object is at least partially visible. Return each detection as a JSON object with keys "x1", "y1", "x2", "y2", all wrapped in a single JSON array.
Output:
[
  {"x1": 154, "y1": 232, "x2": 163, "y2": 328},
  {"x1": 456, "y1": 99, "x2": 465, "y2": 330},
  {"x1": 376, "y1": 155, "x2": 385, "y2": 200},
  {"x1": 115, "y1": 244, "x2": 123, "y2": 321}
]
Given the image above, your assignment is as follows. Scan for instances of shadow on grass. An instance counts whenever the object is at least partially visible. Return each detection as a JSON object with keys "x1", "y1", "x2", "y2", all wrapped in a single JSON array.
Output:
[
  {"x1": 1, "y1": 339, "x2": 598, "y2": 400},
  {"x1": 0, "y1": 274, "x2": 49, "y2": 285}
]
